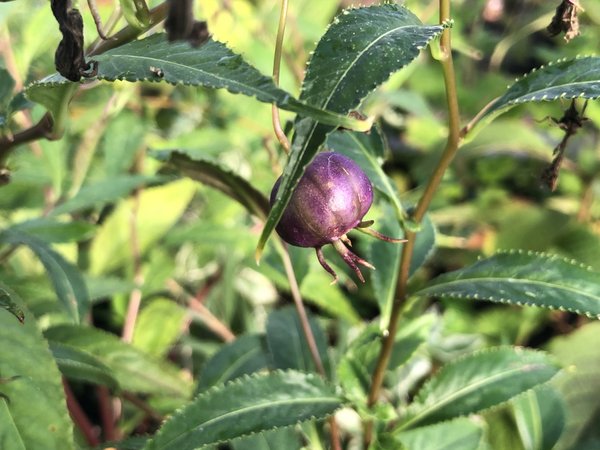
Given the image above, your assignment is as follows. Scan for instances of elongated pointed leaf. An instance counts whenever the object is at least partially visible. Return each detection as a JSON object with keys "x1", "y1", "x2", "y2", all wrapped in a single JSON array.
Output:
[
  {"x1": 44, "y1": 324, "x2": 191, "y2": 397},
  {"x1": 0, "y1": 229, "x2": 89, "y2": 323},
  {"x1": 49, "y1": 175, "x2": 166, "y2": 217},
  {"x1": 257, "y1": 5, "x2": 443, "y2": 258},
  {"x1": 512, "y1": 385, "x2": 565, "y2": 450},
  {"x1": 467, "y1": 57, "x2": 600, "y2": 140},
  {"x1": 49, "y1": 341, "x2": 120, "y2": 391},
  {"x1": 394, "y1": 417, "x2": 486, "y2": 450},
  {"x1": 157, "y1": 151, "x2": 269, "y2": 219},
  {"x1": 398, "y1": 347, "x2": 559, "y2": 430},
  {"x1": 0, "y1": 290, "x2": 75, "y2": 450},
  {"x1": 142, "y1": 370, "x2": 342, "y2": 450},
  {"x1": 232, "y1": 427, "x2": 303, "y2": 450},
  {"x1": 0, "y1": 285, "x2": 25, "y2": 323},
  {"x1": 25, "y1": 35, "x2": 369, "y2": 132},
  {"x1": 414, "y1": 251, "x2": 600, "y2": 318},
  {"x1": 197, "y1": 334, "x2": 270, "y2": 392},
  {"x1": 266, "y1": 306, "x2": 330, "y2": 377}
]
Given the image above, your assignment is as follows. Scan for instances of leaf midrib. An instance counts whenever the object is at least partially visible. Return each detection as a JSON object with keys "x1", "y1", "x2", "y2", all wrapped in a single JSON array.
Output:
[
  {"x1": 317, "y1": 23, "x2": 424, "y2": 111},
  {"x1": 98, "y1": 53, "x2": 280, "y2": 103},
  {"x1": 402, "y1": 362, "x2": 546, "y2": 429},
  {"x1": 160, "y1": 395, "x2": 340, "y2": 448}
]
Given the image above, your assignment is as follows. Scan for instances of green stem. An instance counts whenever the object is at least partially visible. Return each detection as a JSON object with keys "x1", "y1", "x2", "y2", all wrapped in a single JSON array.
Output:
[
  {"x1": 271, "y1": 0, "x2": 291, "y2": 153},
  {"x1": 364, "y1": 0, "x2": 462, "y2": 443}
]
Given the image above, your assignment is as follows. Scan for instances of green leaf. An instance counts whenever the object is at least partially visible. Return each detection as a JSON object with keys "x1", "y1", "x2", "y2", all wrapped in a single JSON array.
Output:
[
  {"x1": 258, "y1": 4, "x2": 443, "y2": 258},
  {"x1": 24, "y1": 81, "x2": 76, "y2": 134},
  {"x1": 142, "y1": 370, "x2": 341, "y2": 450},
  {"x1": 50, "y1": 175, "x2": 165, "y2": 217},
  {"x1": 398, "y1": 347, "x2": 560, "y2": 430},
  {"x1": 368, "y1": 205, "x2": 403, "y2": 326},
  {"x1": 0, "y1": 229, "x2": 89, "y2": 322},
  {"x1": 132, "y1": 298, "x2": 187, "y2": 358},
  {"x1": 44, "y1": 324, "x2": 191, "y2": 397},
  {"x1": 0, "y1": 290, "x2": 75, "y2": 450},
  {"x1": 49, "y1": 341, "x2": 120, "y2": 391},
  {"x1": 410, "y1": 214, "x2": 436, "y2": 277},
  {"x1": 197, "y1": 334, "x2": 270, "y2": 392},
  {"x1": 327, "y1": 128, "x2": 403, "y2": 219},
  {"x1": 547, "y1": 322, "x2": 600, "y2": 449},
  {"x1": 512, "y1": 385, "x2": 565, "y2": 450},
  {"x1": 394, "y1": 417, "x2": 486, "y2": 450},
  {"x1": 413, "y1": 251, "x2": 600, "y2": 318},
  {"x1": 231, "y1": 427, "x2": 303, "y2": 450},
  {"x1": 0, "y1": 285, "x2": 25, "y2": 323},
  {"x1": 90, "y1": 179, "x2": 195, "y2": 274},
  {"x1": 10, "y1": 218, "x2": 95, "y2": 243},
  {"x1": 467, "y1": 57, "x2": 600, "y2": 140},
  {"x1": 266, "y1": 306, "x2": 330, "y2": 377},
  {"x1": 159, "y1": 151, "x2": 270, "y2": 219},
  {"x1": 26, "y1": 36, "x2": 369, "y2": 132},
  {"x1": 338, "y1": 315, "x2": 430, "y2": 405}
]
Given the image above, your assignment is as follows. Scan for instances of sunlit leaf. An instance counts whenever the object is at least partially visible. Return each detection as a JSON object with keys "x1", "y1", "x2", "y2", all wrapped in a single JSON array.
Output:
[{"x1": 258, "y1": 4, "x2": 443, "y2": 258}]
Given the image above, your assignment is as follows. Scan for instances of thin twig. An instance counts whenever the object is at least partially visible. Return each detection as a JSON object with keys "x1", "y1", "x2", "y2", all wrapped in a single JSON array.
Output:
[
  {"x1": 271, "y1": 0, "x2": 292, "y2": 154},
  {"x1": 87, "y1": 0, "x2": 112, "y2": 40},
  {"x1": 166, "y1": 278, "x2": 236, "y2": 343},
  {"x1": 364, "y1": 0, "x2": 462, "y2": 444},
  {"x1": 63, "y1": 379, "x2": 100, "y2": 446},
  {"x1": 97, "y1": 385, "x2": 119, "y2": 441}
]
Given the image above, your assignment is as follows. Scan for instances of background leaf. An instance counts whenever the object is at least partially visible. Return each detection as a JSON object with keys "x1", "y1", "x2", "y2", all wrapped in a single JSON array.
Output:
[
  {"x1": 258, "y1": 4, "x2": 444, "y2": 258},
  {"x1": 467, "y1": 57, "x2": 600, "y2": 139},
  {"x1": 0, "y1": 291, "x2": 75, "y2": 450},
  {"x1": 414, "y1": 251, "x2": 600, "y2": 317},
  {"x1": 197, "y1": 334, "x2": 270, "y2": 392},
  {"x1": 159, "y1": 152, "x2": 269, "y2": 219},
  {"x1": 512, "y1": 384, "x2": 565, "y2": 450},
  {"x1": 132, "y1": 298, "x2": 187, "y2": 358},
  {"x1": 266, "y1": 306, "x2": 330, "y2": 377},
  {"x1": 0, "y1": 229, "x2": 89, "y2": 322},
  {"x1": 143, "y1": 370, "x2": 342, "y2": 450},
  {"x1": 49, "y1": 341, "x2": 120, "y2": 391},
  {"x1": 231, "y1": 427, "x2": 303, "y2": 450},
  {"x1": 44, "y1": 324, "x2": 191, "y2": 397},
  {"x1": 548, "y1": 322, "x2": 600, "y2": 450},
  {"x1": 398, "y1": 347, "x2": 560, "y2": 430},
  {"x1": 394, "y1": 417, "x2": 486, "y2": 450}
]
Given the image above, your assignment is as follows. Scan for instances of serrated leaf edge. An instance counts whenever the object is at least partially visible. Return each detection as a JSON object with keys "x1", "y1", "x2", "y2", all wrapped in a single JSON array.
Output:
[
  {"x1": 144, "y1": 369, "x2": 342, "y2": 450},
  {"x1": 403, "y1": 346, "x2": 559, "y2": 424}
]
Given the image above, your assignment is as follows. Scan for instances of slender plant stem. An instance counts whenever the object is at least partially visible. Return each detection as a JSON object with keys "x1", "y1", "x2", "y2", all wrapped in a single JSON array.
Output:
[
  {"x1": 121, "y1": 391, "x2": 163, "y2": 421},
  {"x1": 166, "y1": 278, "x2": 236, "y2": 342},
  {"x1": 271, "y1": 0, "x2": 292, "y2": 153},
  {"x1": 97, "y1": 385, "x2": 119, "y2": 440},
  {"x1": 364, "y1": 0, "x2": 462, "y2": 444},
  {"x1": 63, "y1": 379, "x2": 100, "y2": 446}
]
